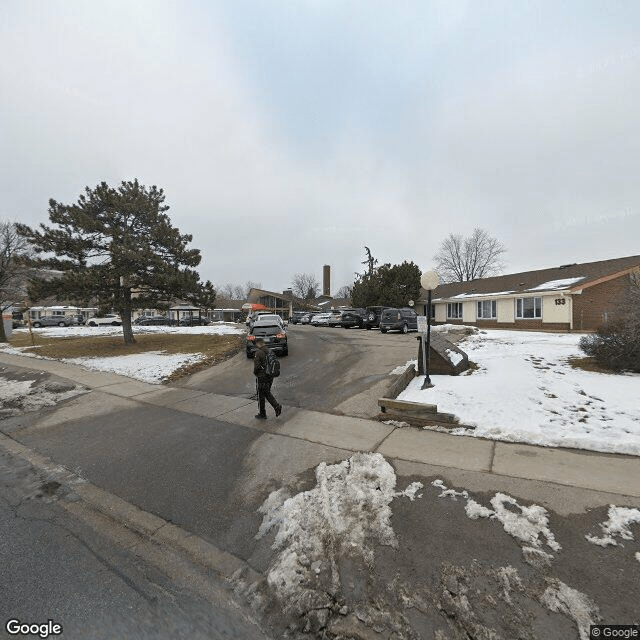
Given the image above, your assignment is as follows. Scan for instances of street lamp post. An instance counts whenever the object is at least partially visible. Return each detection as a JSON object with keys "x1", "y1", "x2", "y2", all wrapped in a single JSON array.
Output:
[{"x1": 420, "y1": 270, "x2": 440, "y2": 390}]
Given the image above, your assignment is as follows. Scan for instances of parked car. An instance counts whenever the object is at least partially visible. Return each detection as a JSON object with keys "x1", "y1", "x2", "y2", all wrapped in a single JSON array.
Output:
[
  {"x1": 246, "y1": 323, "x2": 288, "y2": 358},
  {"x1": 246, "y1": 311, "x2": 271, "y2": 327},
  {"x1": 178, "y1": 316, "x2": 210, "y2": 326},
  {"x1": 289, "y1": 311, "x2": 308, "y2": 325},
  {"x1": 363, "y1": 306, "x2": 389, "y2": 330},
  {"x1": 326, "y1": 310, "x2": 344, "y2": 327},
  {"x1": 340, "y1": 308, "x2": 366, "y2": 329},
  {"x1": 31, "y1": 315, "x2": 74, "y2": 328},
  {"x1": 310, "y1": 313, "x2": 331, "y2": 326},
  {"x1": 134, "y1": 316, "x2": 174, "y2": 326},
  {"x1": 251, "y1": 314, "x2": 285, "y2": 330},
  {"x1": 300, "y1": 313, "x2": 312, "y2": 325},
  {"x1": 379, "y1": 307, "x2": 418, "y2": 333},
  {"x1": 85, "y1": 314, "x2": 122, "y2": 326}
]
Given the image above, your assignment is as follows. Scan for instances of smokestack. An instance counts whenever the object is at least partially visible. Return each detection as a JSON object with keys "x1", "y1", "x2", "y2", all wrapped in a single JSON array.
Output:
[{"x1": 323, "y1": 265, "x2": 331, "y2": 297}]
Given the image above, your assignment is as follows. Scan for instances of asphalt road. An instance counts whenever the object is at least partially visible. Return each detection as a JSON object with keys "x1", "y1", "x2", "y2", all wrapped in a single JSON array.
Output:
[
  {"x1": 177, "y1": 324, "x2": 419, "y2": 414},
  {"x1": 0, "y1": 447, "x2": 269, "y2": 640}
]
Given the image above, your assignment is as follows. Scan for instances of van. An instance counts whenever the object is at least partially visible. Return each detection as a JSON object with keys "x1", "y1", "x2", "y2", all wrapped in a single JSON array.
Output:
[{"x1": 379, "y1": 307, "x2": 418, "y2": 334}]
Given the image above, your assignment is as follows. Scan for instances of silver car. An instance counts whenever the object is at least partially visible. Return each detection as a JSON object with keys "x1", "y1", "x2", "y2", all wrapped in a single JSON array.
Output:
[{"x1": 31, "y1": 315, "x2": 74, "y2": 328}]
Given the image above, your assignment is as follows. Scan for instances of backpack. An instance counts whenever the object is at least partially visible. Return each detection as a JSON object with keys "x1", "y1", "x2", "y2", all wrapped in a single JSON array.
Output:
[{"x1": 265, "y1": 349, "x2": 281, "y2": 378}]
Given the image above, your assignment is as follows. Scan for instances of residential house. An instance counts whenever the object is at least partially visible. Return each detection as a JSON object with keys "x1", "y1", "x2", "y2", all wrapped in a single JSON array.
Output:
[{"x1": 417, "y1": 255, "x2": 640, "y2": 332}]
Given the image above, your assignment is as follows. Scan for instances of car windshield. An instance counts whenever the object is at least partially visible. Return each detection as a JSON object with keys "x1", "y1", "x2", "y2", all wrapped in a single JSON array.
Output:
[{"x1": 252, "y1": 325, "x2": 282, "y2": 336}]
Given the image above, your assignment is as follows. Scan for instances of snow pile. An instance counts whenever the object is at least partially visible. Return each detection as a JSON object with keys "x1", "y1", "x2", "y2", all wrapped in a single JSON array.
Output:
[
  {"x1": 445, "y1": 348, "x2": 464, "y2": 366},
  {"x1": 389, "y1": 359, "x2": 417, "y2": 375},
  {"x1": 67, "y1": 351, "x2": 205, "y2": 384},
  {"x1": 585, "y1": 505, "x2": 640, "y2": 547},
  {"x1": 431, "y1": 324, "x2": 478, "y2": 334},
  {"x1": 382, "y1": 419, "x2": 410, "y2": 428},
  {"x1": 0, "y1": 376, "x2": 86, "y2": 417},
  {"x1": 397, "y1": 481, "x2": 423, "y2": 501},
  {"x1": 540, "y1": 579, "x2": 599, "y2": 640},
  {"x1": 399, "y1": 330, "x2": 640, "y2": 455},
  {"x1": 432, "y1": 480, "x2": 561, "y2": 552},
  {"x1": 490, "y1": 493, "x2": 561, "y2": 552},
  {"x1": 256, "y1": 453, "x2": 399, "y2": 601}
]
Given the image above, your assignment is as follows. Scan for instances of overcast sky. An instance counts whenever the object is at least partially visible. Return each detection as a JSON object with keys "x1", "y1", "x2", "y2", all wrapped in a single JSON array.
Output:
[{"x1": 2, "y1": 1, "x2": 639, "y2": 294}]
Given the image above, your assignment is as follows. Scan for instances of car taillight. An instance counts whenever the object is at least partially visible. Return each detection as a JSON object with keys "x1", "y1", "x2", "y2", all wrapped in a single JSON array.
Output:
[
  {"x1": 247, "y1": 335, "x2": 256, "y2": 341},
  {"x1": 277, "y1": 332, "x2": 286, "y2": 338}
]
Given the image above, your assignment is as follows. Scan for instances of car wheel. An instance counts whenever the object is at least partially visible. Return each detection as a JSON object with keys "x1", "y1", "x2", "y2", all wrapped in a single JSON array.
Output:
[
  {"x1": 365, "y1": 325, "x2": 371, "y2": 330},
  {"x1": 88, "y1": 321, "x2": 96, "y2": 326},
  {"x1": 381, "y1": 328, "x2": 387, "y2": 333},
  {"x1": 246, "y1": 351, "x2": 252, "y2": 358},
  {"x1": 33, "y1": 322, "x2": 41, "y2": 328},
  {"x1": 282, "y1": 347, "x2": 288, "y2": 356},
  {"x1": 402, "y1": 323, "x2": 408, "y2": 334},
  {"x1": 58, "y1": 321, "x2": 66, "y2": 327},
  {"x1": 111, "y1": 321, "x2": 119, "y2": 326}
]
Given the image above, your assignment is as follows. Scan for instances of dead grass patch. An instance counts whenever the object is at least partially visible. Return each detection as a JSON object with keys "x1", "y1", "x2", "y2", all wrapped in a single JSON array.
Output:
[
  {"x1": 9, "y1": 331, "x2": 245, "y2": 382},
  {"x1": 567, "y1": 356, "x2": 619, "y2": 375}
]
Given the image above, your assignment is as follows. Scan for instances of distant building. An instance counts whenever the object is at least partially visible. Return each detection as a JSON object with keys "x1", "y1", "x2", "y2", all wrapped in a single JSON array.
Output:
[{"x1": 417, "y1": 255, "x2": 640, "y2": 332}]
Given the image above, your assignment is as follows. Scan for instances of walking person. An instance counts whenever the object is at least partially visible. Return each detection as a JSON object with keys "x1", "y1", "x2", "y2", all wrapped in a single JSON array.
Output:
[{"x1": 253, "y1": 338, "x2": 282, "y2": 419}]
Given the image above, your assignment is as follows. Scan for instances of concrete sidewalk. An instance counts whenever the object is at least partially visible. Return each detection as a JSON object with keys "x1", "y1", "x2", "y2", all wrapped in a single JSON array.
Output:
[{"x1": 1, "y1": 350, "x2": 638, "y2": 498}]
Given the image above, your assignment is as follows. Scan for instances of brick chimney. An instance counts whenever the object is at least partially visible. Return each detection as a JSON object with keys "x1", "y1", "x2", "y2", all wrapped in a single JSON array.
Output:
[{"x1": 323, "y1": 265, "x2": 331, "y2": 297}]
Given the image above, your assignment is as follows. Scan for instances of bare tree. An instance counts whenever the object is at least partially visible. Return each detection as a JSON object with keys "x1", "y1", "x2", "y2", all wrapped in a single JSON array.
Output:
[
  {"x1": 0, "y1": 220, "x2": 31, "y2": 342},
  {"x1": 434, "y1": 228, "x2": 506, "y2": 282},
  {"x1": 291, "y1": 273, "x2": 320, "y2": 301},
  {"x1": 336, "y1": 284, "x2": 353, "y2": 299}
]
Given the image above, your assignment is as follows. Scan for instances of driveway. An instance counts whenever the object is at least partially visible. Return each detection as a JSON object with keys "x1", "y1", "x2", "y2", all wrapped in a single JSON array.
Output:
[{"x1": 175, "y1": 325, "x2": 418, "y2": 416}]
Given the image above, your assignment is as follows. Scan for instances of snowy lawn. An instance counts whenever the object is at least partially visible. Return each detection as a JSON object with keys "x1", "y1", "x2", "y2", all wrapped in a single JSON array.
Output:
[
  {"x1": 398, "y1": 329, "x2": 640, "y2": 455},
  {"x1": 2, "y1": 324, "x2": 246, "y2": 384}
]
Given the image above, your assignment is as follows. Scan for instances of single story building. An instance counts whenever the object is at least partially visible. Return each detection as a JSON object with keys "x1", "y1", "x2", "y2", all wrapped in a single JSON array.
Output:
[{"x1": 417, "y1": 255, "x2": 640, "y2": 332}]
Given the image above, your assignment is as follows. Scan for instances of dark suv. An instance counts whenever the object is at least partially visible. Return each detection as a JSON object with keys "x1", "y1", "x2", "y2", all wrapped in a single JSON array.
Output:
[
  {"x1": 289, "y1": 311, "x2": 308, "y2": 325},
  {"x1": 340, "y1": 308, "x2": 366, "y2": 329},
  {"x1": 246, "y1": 323, "x2": 288, "y2": 358},
  {"x1": 379, "y1": 308, "x2": 418, "y2": 333},
  {"x1": 363, "y1": 306, "x2": 388, "y2": 330}
]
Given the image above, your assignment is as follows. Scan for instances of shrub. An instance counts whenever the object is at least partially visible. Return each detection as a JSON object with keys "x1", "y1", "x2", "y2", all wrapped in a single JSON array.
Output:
[{"x1": 579, "y1": 291, "x2": 640, "y2": 372}]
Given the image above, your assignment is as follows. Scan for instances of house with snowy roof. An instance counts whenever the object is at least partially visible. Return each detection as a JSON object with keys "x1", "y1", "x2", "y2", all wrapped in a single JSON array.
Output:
[{"x1": 418, "y1": 255, "x2": 640, "y2": 331}]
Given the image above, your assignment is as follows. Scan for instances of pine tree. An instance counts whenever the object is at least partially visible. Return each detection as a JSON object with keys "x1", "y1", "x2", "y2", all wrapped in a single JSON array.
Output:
[{"x1": 17, "y1": 180, "x2": 215, "y2": 344}]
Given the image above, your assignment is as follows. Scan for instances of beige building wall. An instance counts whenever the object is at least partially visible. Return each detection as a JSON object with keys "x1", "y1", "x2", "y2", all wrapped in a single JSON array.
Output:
[
  {"x1": 435, "y1": 303, "x2": 447, "y2": 323},
  {"x1": 541, "y1": 294, "x2": 572, "y2": 324},
  {"x1": 497, "y1": 299, "x2": 514, "y2": 323},
  {"x1": 462, "y1": 301, "x2": 476, "y2": 323}
]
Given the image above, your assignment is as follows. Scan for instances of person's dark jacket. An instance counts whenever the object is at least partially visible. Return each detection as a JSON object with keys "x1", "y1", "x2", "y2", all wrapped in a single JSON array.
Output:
[{"x1": 254, "y1": 344, "x2": 271, "y2": 381}]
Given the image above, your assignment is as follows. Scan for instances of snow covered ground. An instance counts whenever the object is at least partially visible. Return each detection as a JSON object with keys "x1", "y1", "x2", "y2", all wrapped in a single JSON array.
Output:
[
  {"x1": 2, "y1": 324, "x2": 245, "y2": 384},
  {"x1": 11, "y1": 323, "x2": 245, "y2": 339},
  {"x1": 398, "y1": 329, "x2": 640, "y2": 455}
]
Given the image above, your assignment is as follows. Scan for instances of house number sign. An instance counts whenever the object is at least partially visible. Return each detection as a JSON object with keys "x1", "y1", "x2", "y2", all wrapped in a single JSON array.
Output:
[{"x1": 554, "y1": 298, "x2": 566, "y2": 305}]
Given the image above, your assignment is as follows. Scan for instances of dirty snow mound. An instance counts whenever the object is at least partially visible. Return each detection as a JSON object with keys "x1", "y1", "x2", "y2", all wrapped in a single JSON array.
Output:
[
  {"x1": 256, "y1": 452, "x2": 399, "y2": 602},
  {"x1": 490, "y1": 493, "x2": 561, "y2": 552},
  {"x1": 432, "y1": 480, "x2": 561, "y2": 553},
  {"x1": 0, "y1": 376, "x2": 86, "y2": 417},
  {"x1": 540, "y1": 579, "x2": 599, "y2": 640},
  {"x1": 585, "y1": 505, "x2": 640, "y2": 547}
]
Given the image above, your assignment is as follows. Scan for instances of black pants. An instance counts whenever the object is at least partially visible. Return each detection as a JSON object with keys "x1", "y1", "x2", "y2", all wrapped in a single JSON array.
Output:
[{"x1": 257, "y1": 378, "x2": 278, "y2": 416}]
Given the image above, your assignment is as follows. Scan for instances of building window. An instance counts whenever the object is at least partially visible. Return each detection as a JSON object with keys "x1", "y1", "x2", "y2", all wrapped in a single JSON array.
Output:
[
  {"x1": 477, "y1": 300, "x2": 497, "y2": 319},
  {"x1": 516, "y1": 297, "x2": 542, "y2": 319},
  {"x1": 447, "y1": 302, "x2": 463, "y2": 319}
]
